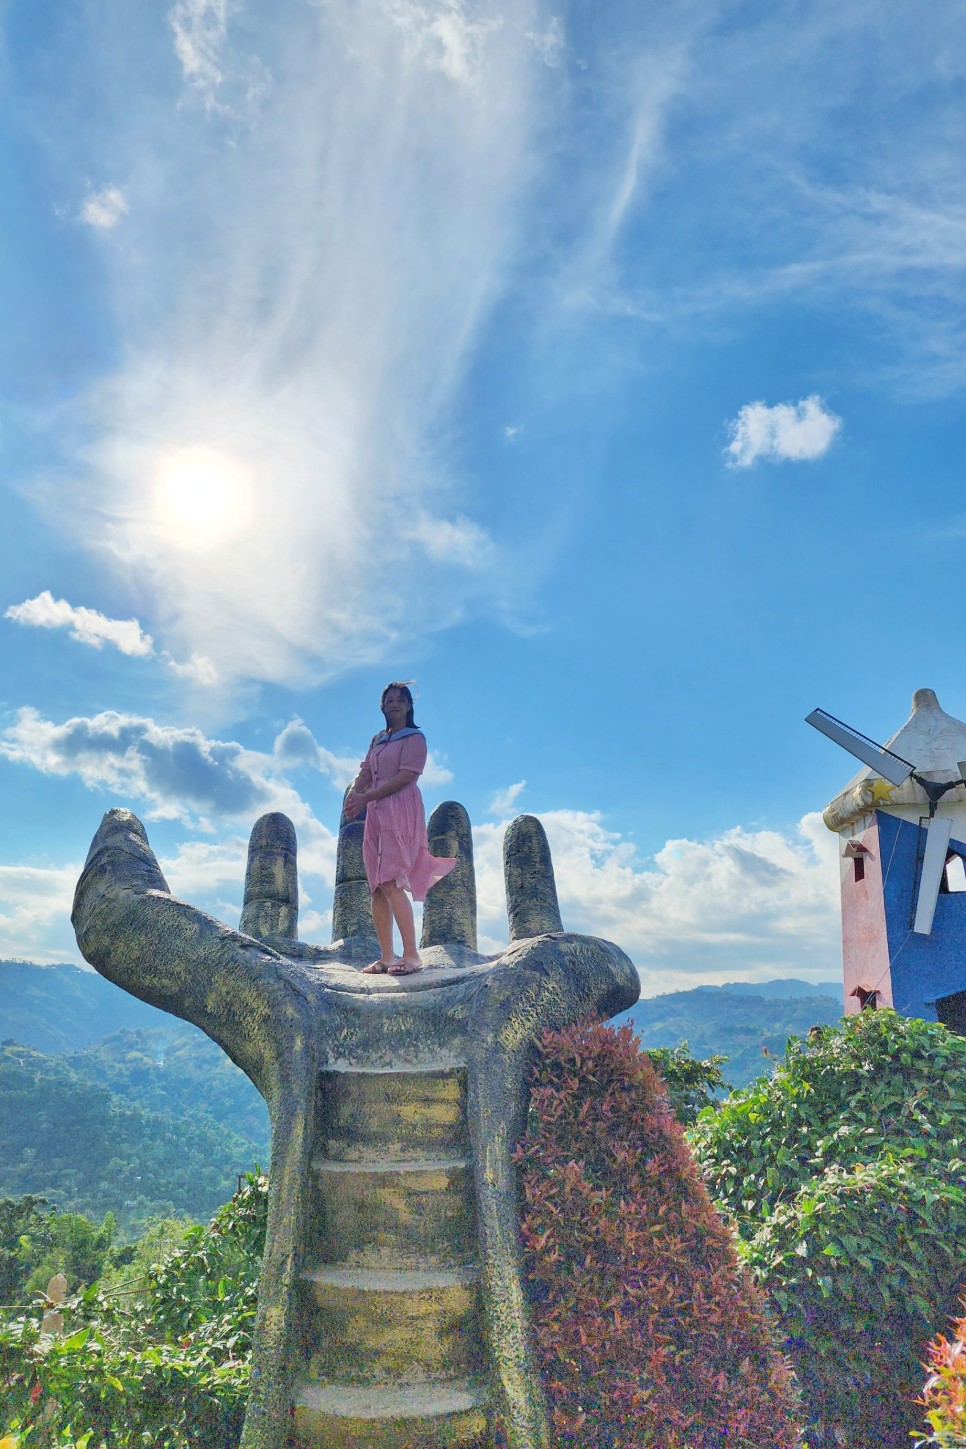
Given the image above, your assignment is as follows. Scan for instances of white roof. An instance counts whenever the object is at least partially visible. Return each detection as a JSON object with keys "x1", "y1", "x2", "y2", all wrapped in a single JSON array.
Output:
[{"x1": 823, "y1": 688, "x2": 966, "y2": 832}]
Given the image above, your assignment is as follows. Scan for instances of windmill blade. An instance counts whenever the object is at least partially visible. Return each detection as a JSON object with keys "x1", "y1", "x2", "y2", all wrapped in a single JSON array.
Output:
[
  {"x1": 914, "y1": 815, "x2": 953, "y2": 936},
  {"x1": 805, "y1": 709, "x2": 915, "y2": 788}
]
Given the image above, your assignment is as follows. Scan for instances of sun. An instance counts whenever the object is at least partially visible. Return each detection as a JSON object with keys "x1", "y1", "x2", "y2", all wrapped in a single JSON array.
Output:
[{"x1": 157, "y1": 450, "x2": 251, "y2": 544}]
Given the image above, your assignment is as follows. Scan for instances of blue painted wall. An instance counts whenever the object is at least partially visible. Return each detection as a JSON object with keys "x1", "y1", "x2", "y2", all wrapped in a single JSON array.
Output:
[{"x1": 877, "y1": 811, "x2": 966, "y2": 1019}]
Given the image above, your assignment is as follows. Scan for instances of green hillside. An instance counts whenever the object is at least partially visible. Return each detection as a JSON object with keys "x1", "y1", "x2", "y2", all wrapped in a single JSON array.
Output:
[
  {"x1": 0, "y1": 960, "x2": 172, "y2": 1053},
  {"x1": 66, "y1": 1025, "x2": 270, "y2": 1148},
  {"x1": 0, "y1": 1043, "x2": 263, "y2": 1235},
  {"x1": 615, "y1": 985, "x2": 844, "y2": 1086}
]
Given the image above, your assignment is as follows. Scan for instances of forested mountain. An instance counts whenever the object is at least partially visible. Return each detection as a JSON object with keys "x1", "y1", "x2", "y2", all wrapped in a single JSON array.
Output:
[
  {"x1": 614, "y1": 984, "x2": 843, "y2": 1086},
  {"x1": 0, "y1": 959, "x2": 845, "y2": 1230},
  {"x1": 0, "y1": 960, "x2": 171, "y2": 1054},
  {"x1": 66, "y1": 1025, "x2": 270, "y2": 1147},
  {"x1": 0, "y1": 1042, "x2": 263, "y2": 1235}
]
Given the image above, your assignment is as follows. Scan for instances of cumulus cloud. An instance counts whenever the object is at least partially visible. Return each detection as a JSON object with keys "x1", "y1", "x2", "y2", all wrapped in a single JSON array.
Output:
[
  {"x1": 5, "y1": 591, "x2": 218, "y2": 682},
  {"x1": 80, "y1": 185, "x2": 129, "y2": 229},
  {"x1": 472, "y1": 808, "x2": 840, "y2": 986},
  {"x1": 725, "y1": 395, "x2": 843, "y2": 468},
  {"x1": 0, "y1": 707, "x2": 352, "y2": 836},
  {"x1": 6, "y1": 591, "x2": 153, "y2": 656}
]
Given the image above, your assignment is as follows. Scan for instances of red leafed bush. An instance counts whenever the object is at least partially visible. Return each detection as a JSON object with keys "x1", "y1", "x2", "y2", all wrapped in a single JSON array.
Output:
[
  {"x1": 918, "y1": 1297, "x2": 966, "y2": 1447},
  {"x1": 512, "y1": 1019, "x2": 802, "y2": 1449}
]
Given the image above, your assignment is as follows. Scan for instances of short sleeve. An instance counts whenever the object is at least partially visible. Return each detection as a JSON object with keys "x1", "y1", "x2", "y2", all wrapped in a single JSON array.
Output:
[{"x1": 397, "y1": 733, "x2": 428, "y2": 776}]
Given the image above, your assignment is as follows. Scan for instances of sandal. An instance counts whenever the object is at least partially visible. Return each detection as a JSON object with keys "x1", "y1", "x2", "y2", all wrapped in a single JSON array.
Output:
[
  {"x1": 361, "y1": 958, "x2": 398, "y2": 974},
  {"x1": 387, "y1": 958, "x2": 423, "y2": 976}
]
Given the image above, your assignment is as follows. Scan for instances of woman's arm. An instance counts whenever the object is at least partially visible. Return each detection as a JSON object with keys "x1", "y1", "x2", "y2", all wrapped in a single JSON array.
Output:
[
  {"x1": 354, "y1": 769, "x2": 418, "y2": 806},
  {"x1": 347, "y1": 770, "x2": 419, "y2": 817}
]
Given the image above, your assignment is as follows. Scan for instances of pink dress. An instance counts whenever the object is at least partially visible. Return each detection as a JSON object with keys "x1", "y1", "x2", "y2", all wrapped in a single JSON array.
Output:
[{"x1": 356, "y1": 729, "x2": 457, "y2": 901}]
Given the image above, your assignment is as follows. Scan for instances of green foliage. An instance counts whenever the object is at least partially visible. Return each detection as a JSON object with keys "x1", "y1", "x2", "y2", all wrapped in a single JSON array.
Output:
[
  {"x1": 0, "y1": 1174, "x2": 267, "y2": 1448},
  {"x1": 0, "y1": 1045, "x2": 261, "y2": 1235},
  {"x1": 917, "y1": 1297, "x2": 966, "y2": 1448},
  {"x1": 618, "y1": 987, "x2": 842, "y2": 1088},
  {"x1": 513, "y1": 1018, "x2": 801, "y2": 1449},
  {"x1": 65, "y1": 1028, "x2": 269, "y2": 1152},
  {"x1": 643, "y1": 1042, "x2": 730, "y2": 1125},
  {"x1": 692, "y1": 1010, "x2": 966, "y2": 1449},
  {"x1": 0, "y1": 1199, "x2": 50, "y2": 1306}
]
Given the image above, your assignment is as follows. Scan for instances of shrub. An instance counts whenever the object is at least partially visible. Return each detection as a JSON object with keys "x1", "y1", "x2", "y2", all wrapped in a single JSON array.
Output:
[
  {"x1": 692, "y1": 1010, "x2": 966, "y2": 1449},
  {"x1": 0, "y1": 1173, "x2": 266, "y2": 1448},
  {"x1": 513, "y1": 1018, "x2": 801, "y2": 1449},
  {"x1": 917, "y1": 1297, "x2": 966, "y2": 1449},
  {"x1": 642, "y1": 1043, "x2": 730, "y2": 1126}
]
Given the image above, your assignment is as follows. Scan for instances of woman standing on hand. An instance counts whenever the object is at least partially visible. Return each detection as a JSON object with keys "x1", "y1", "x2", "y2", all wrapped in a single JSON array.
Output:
[{"x1": 344, "y1": 683, "x2": 456, "y2": 975}]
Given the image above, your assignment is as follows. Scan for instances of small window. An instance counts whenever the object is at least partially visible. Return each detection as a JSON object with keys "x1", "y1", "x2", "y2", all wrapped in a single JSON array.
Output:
[
  {"x1": 855, "y1": 987, "x2": 878, "y2": 1011},
  {"x1": 853, "y1": 855, "x2": 865, "y2": 883},
  {"x1": 943, "y1": 853, "x2": 966, "y2": 894}
]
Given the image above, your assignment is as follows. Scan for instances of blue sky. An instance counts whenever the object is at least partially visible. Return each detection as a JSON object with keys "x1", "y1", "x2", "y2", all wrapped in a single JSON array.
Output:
[{"x1": 2, "y1": 0, "x2": 965, "y2": 990}]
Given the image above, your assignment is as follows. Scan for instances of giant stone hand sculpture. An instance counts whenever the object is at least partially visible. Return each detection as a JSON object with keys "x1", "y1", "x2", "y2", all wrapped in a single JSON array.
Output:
[{"x1": 72, "y1": 797, "x2": 639, "y2": 1449}]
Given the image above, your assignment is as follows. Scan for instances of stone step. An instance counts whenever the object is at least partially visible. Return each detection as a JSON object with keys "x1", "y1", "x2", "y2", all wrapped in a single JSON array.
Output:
[
  {"x1": 300, "y1": 1266, "x2": 484, "y2": 1384},
  {"x1": 318, "y1": 1066, "x2": 468, "y2": 1163},
  {"x1": 292, "y1": 1379, "x2": 490, "y2": 1449},
  {"x1": 310, "y1": 1156, "x2": 475, "y2": 1269}
]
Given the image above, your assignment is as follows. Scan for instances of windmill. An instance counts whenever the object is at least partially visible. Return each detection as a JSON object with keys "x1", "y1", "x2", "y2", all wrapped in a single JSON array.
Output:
[
  {"x1": 809, "y1": 689, "x2": 966, "y2": 1034},
  {"x1": 806, "y1": 706, "x2": 964, "y2": 935}
]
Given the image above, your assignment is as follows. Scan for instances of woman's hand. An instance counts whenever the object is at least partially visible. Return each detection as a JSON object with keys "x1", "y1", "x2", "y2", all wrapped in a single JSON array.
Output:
[{"x1": 343, "y1": 790, "x2": 369, "y2": 821}]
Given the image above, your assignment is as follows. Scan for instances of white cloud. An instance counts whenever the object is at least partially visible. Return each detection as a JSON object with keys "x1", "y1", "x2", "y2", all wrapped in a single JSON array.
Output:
[
  {"x1": 168, "y1": 0, "x2": 229, "y2": 93},
  {"x1": 503, "y1": 424, "x2": 522, "y2": 439},
  {"x1": 0, "y1": 707, "x2": 348, "y2": 836},
  {"x1": 80, "y1": 185, "x2": 129, "y2": 230},
  {"x1": 404, "y1": 515, "x2": 493, "y2": 568},
  {"x1": 162, "y1": 650, "x2": 220, "y2": 686},
  {"x1": 724, "y1": 395, "x2": 842, "y2": 468},
  {"x1": 526, "y1": 16, "x2": 564, "y2": 68},
  {"x1": 0, "y1": 864, "x2": 81, "y2": 964},
  {"x1": 6, "y1": 591, "x2": 154, "y2": 657},
  {"x1": 473, "y1": 808, "x2": 841, "y2": 988},
  {"x1": 5, "y1": 591, "x2": 218, "y2": 684},
  {"x1": 389, "y1": 0, "x2": 502, "y2": 88},
  {"x1": 487, "y1": 779, "x2": 526, "y2": 815}
]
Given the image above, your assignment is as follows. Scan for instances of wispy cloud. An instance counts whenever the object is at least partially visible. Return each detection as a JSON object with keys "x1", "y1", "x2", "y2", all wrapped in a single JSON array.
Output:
[
  {"x1": 36, "y1": 0, "x2": 552, "y2": 690},
  {"x1": 80, "y1": 185, "x2": 129, "y2": 229},
  {"x1": 487, "y1": 779, "x2": 525, "y2": 815},
  {"x1": 725, "y1": 396, "x2": 842, "y2": 468},
  {"x1": 168, "y1": 0, "x2": 229, "y2": 95}
]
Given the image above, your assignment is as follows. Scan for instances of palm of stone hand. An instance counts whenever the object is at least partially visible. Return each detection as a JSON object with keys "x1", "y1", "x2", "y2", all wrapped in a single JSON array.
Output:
[{"x1": 72, "y1": 799, "x2": 639, "y2": 1449}]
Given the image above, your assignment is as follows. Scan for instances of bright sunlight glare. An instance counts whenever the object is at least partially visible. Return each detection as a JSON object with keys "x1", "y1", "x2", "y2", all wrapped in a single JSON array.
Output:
[{"x1": 156, "y1": 451, "x2": 253, "y2": 549}]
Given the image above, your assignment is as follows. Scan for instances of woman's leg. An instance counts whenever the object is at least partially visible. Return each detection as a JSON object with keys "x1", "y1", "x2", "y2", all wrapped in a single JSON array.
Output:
[
  {"x1": 383, "y1": 883, "x2": 421, "y2": 971},
  {"x1": 362, "y1": 887, "x2": 398, "y2": 971}
]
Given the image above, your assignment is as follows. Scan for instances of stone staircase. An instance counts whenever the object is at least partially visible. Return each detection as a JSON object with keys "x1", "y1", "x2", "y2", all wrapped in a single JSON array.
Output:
[{"x1": 292, "y1": 1064, "x2": 491, "y2": 1449}]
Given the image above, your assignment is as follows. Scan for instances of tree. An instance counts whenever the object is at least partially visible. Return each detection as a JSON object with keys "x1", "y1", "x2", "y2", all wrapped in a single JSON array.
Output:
[{"x1": 692, "y1": 1010, "x2": 966, "y2": 1449}]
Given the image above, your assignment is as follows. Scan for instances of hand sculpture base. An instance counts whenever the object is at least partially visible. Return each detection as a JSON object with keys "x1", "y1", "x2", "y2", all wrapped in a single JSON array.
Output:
[{"x1": 72, "y1": 801, "x2": 639, "y2": 1449}]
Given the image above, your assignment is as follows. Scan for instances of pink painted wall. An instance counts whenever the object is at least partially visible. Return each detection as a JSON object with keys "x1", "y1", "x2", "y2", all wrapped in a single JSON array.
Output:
[{"x1": 840, "y1": 818, "x2": 893, "y2": 1013}]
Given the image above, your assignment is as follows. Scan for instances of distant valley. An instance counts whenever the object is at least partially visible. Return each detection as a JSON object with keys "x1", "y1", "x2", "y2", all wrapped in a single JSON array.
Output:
[{"x1": 0, "y1": 959, "x2": 844, "y2": 1231}]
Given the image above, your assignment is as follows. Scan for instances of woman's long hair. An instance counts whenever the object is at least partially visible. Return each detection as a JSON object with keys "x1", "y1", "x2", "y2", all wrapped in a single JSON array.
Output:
[{"x1": 381, "y1": 682, "x2": 416, "y2": 730}]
